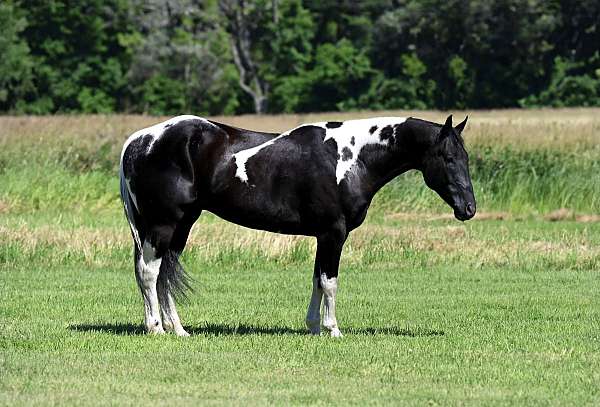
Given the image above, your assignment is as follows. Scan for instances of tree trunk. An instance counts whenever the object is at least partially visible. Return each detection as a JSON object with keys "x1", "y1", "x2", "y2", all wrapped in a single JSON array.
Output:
[{"x1": 219, "y1": 0, "x2": 270, "y2": 114}]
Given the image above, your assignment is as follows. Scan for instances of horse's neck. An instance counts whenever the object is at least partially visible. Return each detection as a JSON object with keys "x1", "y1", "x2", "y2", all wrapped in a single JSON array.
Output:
[{"x1": 357, "y1": 119, "x2": 432, "y2": 194}]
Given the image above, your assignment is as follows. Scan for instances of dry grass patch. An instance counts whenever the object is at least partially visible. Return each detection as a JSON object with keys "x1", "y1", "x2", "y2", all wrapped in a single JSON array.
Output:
[
  {"x1": 576, "y1": 214, "x2": 600, "y2": 223},
  {"x1": 388, "y1": 210, "x2": 600, "y2": 223},
  {"x1": 0, "y1": 199, "x2": 11, "y2": 214},
  {"x1": 2, "y1": 108, "x2": 599, "y2": 151},
  {"x1": 386, "y1": 211, "x2": 514, "y2": 222},
  {"x1": 3, "y1": 219, "x2": 598, "y2": 270},
  {"x1": 544, "y1": 208, "x2": 600, "y2": 223}
]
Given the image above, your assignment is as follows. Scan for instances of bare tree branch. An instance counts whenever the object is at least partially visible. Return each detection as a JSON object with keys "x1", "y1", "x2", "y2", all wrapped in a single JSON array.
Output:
[{"x1": 219, "y1": 0, "x2": 269, "y2": 113}]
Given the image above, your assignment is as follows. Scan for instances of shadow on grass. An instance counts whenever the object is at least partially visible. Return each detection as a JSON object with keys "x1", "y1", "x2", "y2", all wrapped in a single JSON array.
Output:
[
  {"x1": 346, "y1": 326, "x2": 444, "y2": 337},
  {"x1": 69, "y1": 323, "x2": 444, "y2": 337}
]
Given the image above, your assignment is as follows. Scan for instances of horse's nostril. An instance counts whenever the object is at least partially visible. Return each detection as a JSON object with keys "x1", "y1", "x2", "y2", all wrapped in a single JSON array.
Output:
[{"x1": 465, "y1": 202, "x2": 475, "y2": 217}]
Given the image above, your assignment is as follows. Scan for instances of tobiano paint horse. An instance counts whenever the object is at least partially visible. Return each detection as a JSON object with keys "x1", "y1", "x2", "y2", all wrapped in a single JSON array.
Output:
[{"x1": 119, "y1": 114, "x2": 476, "y2": 337}]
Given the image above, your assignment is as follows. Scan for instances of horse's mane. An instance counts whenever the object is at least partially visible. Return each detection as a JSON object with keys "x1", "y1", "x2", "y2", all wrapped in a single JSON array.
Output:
[{"x1": 407, "y1": 117, "x2": 465, "y2": 147}]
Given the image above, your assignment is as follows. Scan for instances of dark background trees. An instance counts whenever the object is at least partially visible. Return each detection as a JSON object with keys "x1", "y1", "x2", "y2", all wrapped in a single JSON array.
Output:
[{"x1": 1, "y1": 0, "x2": 599, "y2": 115}]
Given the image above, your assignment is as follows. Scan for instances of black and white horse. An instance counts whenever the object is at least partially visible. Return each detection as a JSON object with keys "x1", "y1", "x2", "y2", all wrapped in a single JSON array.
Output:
[{"x1": 119, "y1": 114, "x2": 475, "y2": 337}]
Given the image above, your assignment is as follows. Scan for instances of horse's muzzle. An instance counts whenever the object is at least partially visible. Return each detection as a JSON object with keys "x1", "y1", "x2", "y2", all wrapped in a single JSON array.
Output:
[{"x1": 454, "y1": 202, "x2": 476, "y2": 221}]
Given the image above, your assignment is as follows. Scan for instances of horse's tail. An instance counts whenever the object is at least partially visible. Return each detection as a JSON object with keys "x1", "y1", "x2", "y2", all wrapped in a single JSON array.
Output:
[
  {"x1": 119, "y1": 152, "x2": 143, "y2": 254},
  {"x1": 157, "y1": 250, "x2": 193, "y2": 305}
]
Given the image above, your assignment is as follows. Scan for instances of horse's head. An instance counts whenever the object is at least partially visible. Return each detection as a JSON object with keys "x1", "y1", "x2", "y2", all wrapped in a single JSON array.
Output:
[{"x1": 421, "y1": 115, "x2": 476, "y2": 221}]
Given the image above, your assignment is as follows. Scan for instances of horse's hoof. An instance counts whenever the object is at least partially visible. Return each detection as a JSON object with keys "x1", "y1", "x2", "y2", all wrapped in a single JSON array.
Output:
[
  {"x1": 306, "y1": 319, "x2": 321, "y2": 335},
  {"x1": 329, "y1": 328, "x2": 343, "y2": 338},
  {"x1": 146, "y1": 319, "x2": 165, "y2": 334},
  {"x1": 175, "y1": 328, "x2": 190, "y2": 337},
  {"x1": 163, "y1": 321, "x2": 189, "y2": 337}
]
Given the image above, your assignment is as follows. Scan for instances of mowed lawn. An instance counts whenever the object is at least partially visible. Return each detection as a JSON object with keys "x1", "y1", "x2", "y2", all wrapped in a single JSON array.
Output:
[
  {"x1": 1, "y1": 110, "x2": 600, "y2": 405},
  {"x1": 1, "y1": 211, "x2": 599, "y2": 406}
]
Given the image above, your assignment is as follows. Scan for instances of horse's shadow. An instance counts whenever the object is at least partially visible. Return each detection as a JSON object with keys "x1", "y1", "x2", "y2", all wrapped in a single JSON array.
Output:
[{"x1": 69, "y1": 323, "x2": 444, "y2": 337}]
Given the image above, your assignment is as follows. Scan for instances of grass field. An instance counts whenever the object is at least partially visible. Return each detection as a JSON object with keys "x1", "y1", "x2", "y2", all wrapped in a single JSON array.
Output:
[{"x1": 1, "y1": 109, "x2": 600, "y2": 405}]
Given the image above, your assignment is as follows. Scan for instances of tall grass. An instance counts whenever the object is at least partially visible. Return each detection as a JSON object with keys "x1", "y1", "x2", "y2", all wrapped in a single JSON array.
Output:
[{"x1": 1, "y1": 109, "x2": 599, "y2": 216}]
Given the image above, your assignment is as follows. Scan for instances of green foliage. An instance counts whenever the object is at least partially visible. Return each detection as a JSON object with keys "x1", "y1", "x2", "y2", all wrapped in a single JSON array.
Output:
[
  {"x1": 257, "y1": 0, "x2": 317, "y2": 112},
  {"x1": 447, "y1": 55, "x2": 474, "y2": 109},
  {"x1": 272, "y1": 39, "x2": 374, "y2": 112},
  {"x1": 356, "y1": 54, "x2": 436, "y2": 110},
  {"x1": 305, "y1": 39, "x2": 374, "y2": 112},
  {"x1": 139, "y1": 75, "x2": 187, "y2": 116},
  {"x1": 0, "y1": 1, "x2": 33, "y2": 109},
  {"x1": 14, "y1": 0, "x2": 132, "y2": 113},
  {"x1": 520, "y1": 56, "x2": 600, "y2": 107},
  {"x1": 1, "y1": 0, "x2": 600, "y2": 114}
]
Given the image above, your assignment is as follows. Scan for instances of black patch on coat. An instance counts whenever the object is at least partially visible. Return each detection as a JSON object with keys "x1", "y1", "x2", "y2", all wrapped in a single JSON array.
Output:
[
  {"x1": 289, "y1": 125, "x2": 327, "y2": 141},
  {"x1": 369, "y1": 125, "x2": 378, "y2": 134},
  {"x1": 379, "y1": 125, "x2": 394, "y2": 143},
  {"x1": 350, "y1": 136, "x2": 355, "y2": 146},
  {"x1": 164, "y1": 123, "x2": 173, "y2": 128},
  {"x1": 326, "y1": 121, "x2": 343, "y2": 129},
  {"x1": 341, "y1": 147, "x2": 353, "y2": 161},
  {"x1": 123, "y1": 134, "x2": 153, "y2": 176}
]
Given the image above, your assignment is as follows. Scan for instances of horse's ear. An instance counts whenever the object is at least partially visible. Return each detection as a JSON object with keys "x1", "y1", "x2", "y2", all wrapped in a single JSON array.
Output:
[
  {"x1": 443, "y1": 115, "x2": 453, "y2": 129},
  {"x1": 438, "y1": 114, "x2": 453, "y2": 141},
  {"x1": 455, "y1": 116, "x2": 468, "y2": 135}
]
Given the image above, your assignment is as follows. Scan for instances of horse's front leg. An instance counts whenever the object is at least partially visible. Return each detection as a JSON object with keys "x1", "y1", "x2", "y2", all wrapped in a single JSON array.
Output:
[{"x1": 311, "y1": 224, "x2": 346, "y2": 337}]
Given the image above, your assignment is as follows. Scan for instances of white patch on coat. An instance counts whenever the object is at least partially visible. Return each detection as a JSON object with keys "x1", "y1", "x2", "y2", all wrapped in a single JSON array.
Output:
[
  {"x1": 231, "y1": 117, "x2": 406, "y2": 184},
  {"x1": 320, "y1": 274, "x2": 342, "y2": 337},
  {"x1": 232, "y1": 122, "x2": 327, "y2": 183},
  {"x1": 124, "y1": 179, "x2": 139, "y2": 211},
  {"x1": 324, "y1": 117, "x2": 406, "y2": 184},
  {"x1": 160, "y1": 291, "x2": 190, "y2": 337},
  {"x1": 139, "y1": 241, "x2": 164, "y2": 334}
]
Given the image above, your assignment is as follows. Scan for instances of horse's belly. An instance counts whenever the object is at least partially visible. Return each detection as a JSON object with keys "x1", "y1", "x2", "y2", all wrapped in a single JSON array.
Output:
[
  {"x1": 207, "y1": 205, "x2": 311, "y2": 236},
  {"x1": 204, "y1": 162, "x2": 337, "y2": 236}
]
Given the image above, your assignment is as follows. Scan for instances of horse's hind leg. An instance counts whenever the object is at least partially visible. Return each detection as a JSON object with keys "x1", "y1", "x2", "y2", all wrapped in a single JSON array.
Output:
[
  {"x1": 157, "y1": 215, "x2": 198, "y2": 336},
  {"x1": 306, "y1": 254, "x2": 323, "y2": 335},
  {"x1": 132, "y1": 221, "x2": 185, "y2": 334},
  {"x1": 135, "y1": 231, "x2": 169, "y2": 334},
  {"x1": 158, "y1": 282, "x2": 187, "y2": 336}
]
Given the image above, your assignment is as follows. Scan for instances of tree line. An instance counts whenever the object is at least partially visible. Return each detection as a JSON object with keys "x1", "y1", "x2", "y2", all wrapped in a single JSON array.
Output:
[{"x1": 2, "y1": 0, "x2": 599, "y2": 115}]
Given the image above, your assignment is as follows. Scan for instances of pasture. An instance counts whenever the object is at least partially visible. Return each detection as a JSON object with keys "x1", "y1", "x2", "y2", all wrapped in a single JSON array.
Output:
[{"x1": 1, "y1": 109, "x2": 600, "y2": 405}]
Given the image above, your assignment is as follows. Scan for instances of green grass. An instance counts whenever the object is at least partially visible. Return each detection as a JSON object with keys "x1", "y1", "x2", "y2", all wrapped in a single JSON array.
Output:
[
  {"x1": 2, "y1": 213, "x2": 599, "y2": 405},
  {"x1": 1, "y1": 111, "x2": 600, "y2": 405}
]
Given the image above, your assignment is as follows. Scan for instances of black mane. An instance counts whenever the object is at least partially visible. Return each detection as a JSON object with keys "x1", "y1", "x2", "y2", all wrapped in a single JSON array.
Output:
[{"x1": 406, "y1": 116, "x2": 465, "y2": 147}]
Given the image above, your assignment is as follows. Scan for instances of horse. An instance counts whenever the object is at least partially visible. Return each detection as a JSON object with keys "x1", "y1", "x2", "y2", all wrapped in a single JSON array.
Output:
[{"x1": 119, "y1": 114, "x2": 476, "y2": 337}]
